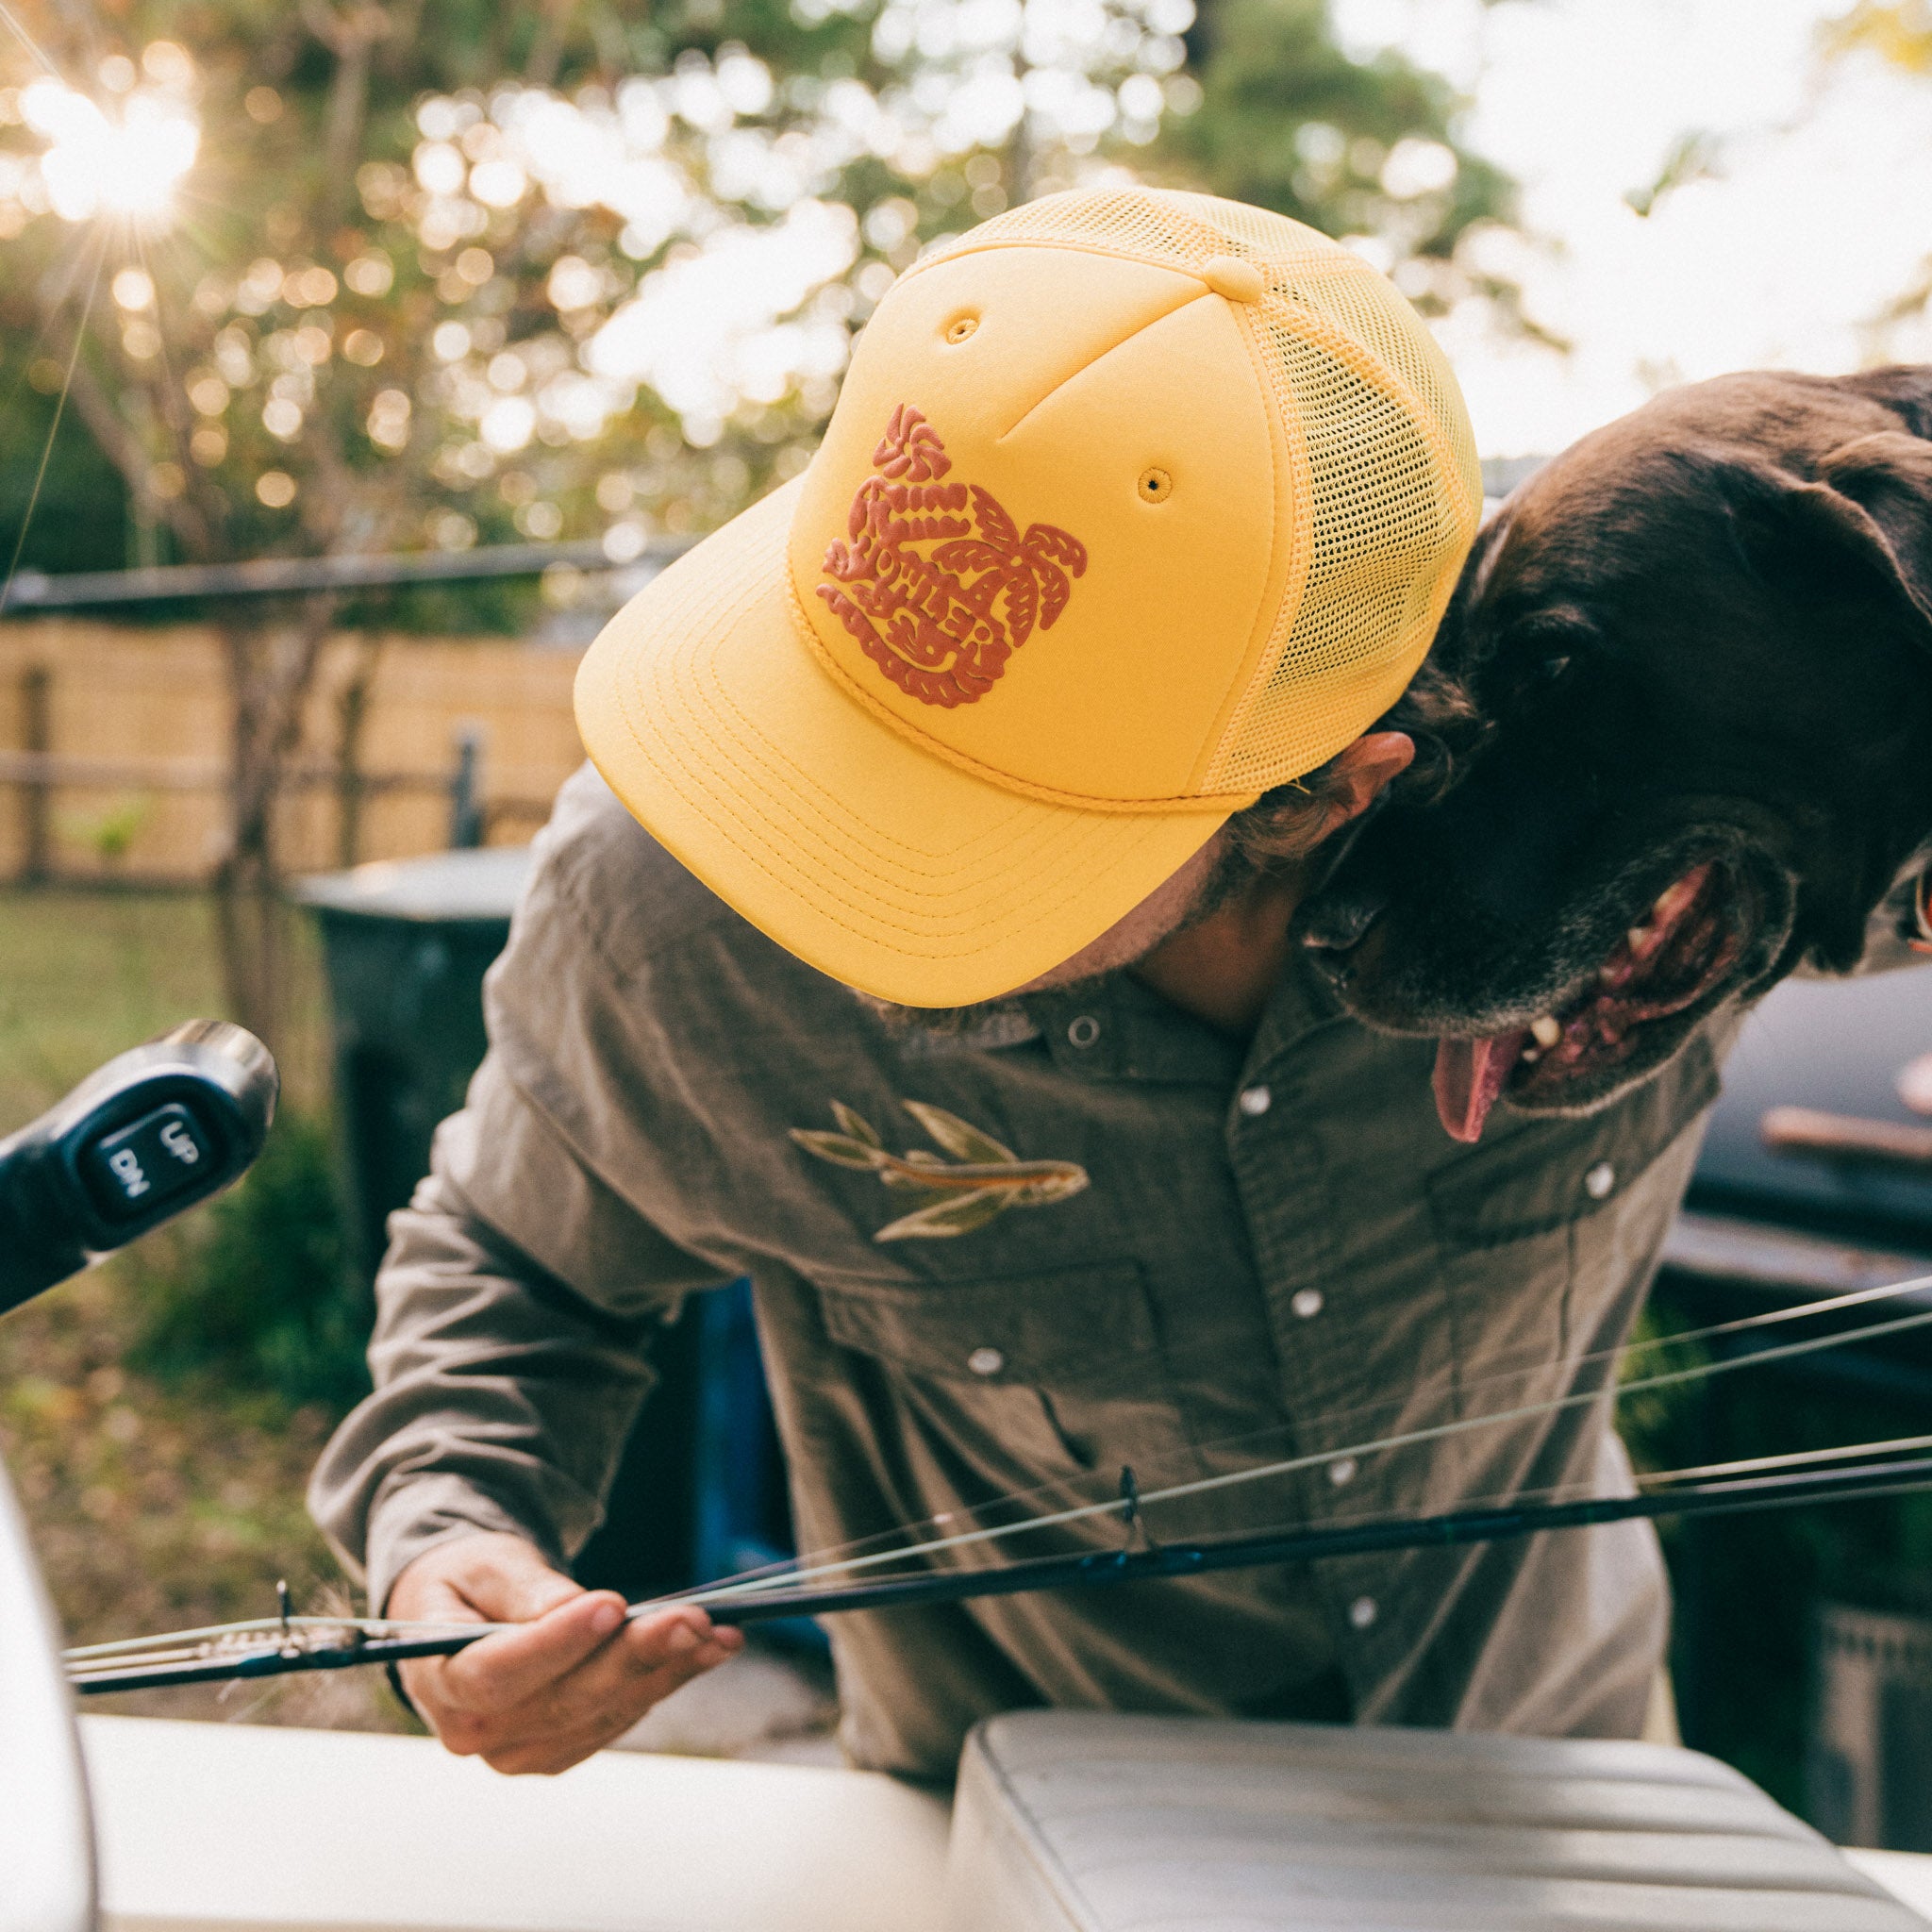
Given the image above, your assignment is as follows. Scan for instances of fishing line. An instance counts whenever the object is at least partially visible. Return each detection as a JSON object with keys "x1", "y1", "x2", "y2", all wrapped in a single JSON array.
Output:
[
  {"x1": 643, "y1": 1269, "x2": 1932, "y2": 1605},
  {"x1": 48, "y1": 1274, "x2": 1932, "y2": 1669},
  {"x1": 46, "y1": 1435, "x2": 1907, "y2": 1676},
  {"x1": 0, "y1": 9, "x2": 94, "y2": 611},
  {"x1": 636, "y1": 1266, "x2": 1932, "y2": 1612},
  {"x1": 1641, "y1": 1429, "x2": 1932, "y2": 1488},
  {"x1": 65, "y1": 1421, "x2": 1932, "y2": 1686},
  {"x1": 0, "y1": 1, "x2": 65, "y2": 80},
  {"x1": 67, "y1": 1266, "x2": 1932, "y2": 1684},
  {"x1": 672, "y1": 1456, "x2": 1932, "y2": 1631},
  {"x1": 66, "y1": 1447, "x2": 1932, "y2": 1692},
  {"x1": 0, "y1": 231, "x2": 105, "y2": 619},
  {"x1": 0, "y1": 265, "x2": 94, "y2": 493},
  {"x1": 663, "y1": 1291, "x2": 1932, "y2": 1611},
  {"x1": 813, "y1": 1259, "x2": 1932, "y2": 1426}
]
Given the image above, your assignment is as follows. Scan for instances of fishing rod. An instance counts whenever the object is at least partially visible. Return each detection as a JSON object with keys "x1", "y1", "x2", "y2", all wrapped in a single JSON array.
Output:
[
  {"x1": 57, "y1": 1273, "x2": 1932, "y2": 1695},
  {"x1": 64, "y1": 1276, "x2": 1932, "y2": 1694},
  {"x1": 65, "y1": 1448, "x2": 1932, "y2": 1696}
]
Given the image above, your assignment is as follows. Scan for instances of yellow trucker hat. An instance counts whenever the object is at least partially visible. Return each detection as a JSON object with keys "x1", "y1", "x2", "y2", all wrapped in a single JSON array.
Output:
[{"x1": 575, "y1": 188, "x2": 1481, "y2": 1006}]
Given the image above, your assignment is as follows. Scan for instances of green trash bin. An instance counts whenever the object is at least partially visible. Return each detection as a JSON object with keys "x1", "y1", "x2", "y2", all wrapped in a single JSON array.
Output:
[{"x1": 293, "y1": 848, "x2": 532, "y2": 1276}]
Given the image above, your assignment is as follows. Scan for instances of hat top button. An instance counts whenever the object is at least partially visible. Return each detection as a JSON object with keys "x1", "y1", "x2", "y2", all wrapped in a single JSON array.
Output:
[{"x1": 1200, "y1": 256, "x2": 1266, "y2": 304}]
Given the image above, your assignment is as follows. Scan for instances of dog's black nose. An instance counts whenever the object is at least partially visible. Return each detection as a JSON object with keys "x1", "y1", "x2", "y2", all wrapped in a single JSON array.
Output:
[{"x1": 1300, "y1": 888, "x2": 1386, "y2": 955}]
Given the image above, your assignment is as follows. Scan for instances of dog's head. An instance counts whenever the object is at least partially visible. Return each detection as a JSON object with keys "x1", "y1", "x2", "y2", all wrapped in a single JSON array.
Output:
[{"x1": 1300, "y1": 369, "x2": 1932, "y2": 1141}]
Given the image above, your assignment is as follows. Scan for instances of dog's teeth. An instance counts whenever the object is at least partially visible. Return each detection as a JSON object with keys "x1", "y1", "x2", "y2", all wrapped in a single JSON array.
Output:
[
  {"x1": 1520, "y1": 1046, "x2": 1541, "y2": 1064},
  {"x1": 1628, "y1": 925, "x2": 1651, "y2": 950},
  {"x1": 1530, "y1": 1015, "x2": 1561, "y2": 1048}
]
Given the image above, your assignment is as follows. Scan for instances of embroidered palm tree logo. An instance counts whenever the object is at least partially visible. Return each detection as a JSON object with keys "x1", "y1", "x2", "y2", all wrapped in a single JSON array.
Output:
[
  {"x1": 791, "y1": 1098, "x2": 1089, "y2": 1241},
  {"x1": 816, "y1": 405, "x2": 1088, "y2": 710},
  {"x1": 938, "y1": 487, "x2": 1087, "y2": 652}
]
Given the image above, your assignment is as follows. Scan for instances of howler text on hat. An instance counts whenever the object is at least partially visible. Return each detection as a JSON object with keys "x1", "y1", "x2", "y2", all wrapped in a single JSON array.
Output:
[{"x1": 575, "y1": 187, "x2": 1481, "y2": 1007}]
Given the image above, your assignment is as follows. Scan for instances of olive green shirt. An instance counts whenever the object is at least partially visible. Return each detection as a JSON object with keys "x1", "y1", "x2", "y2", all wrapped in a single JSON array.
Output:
[{"x1": 311, "y1": 763, "x2": 1731, "y2": 1781}]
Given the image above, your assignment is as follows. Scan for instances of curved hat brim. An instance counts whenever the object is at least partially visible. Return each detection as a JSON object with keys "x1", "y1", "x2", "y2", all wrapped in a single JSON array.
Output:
[{"x1": 575, "y1": 477, "x2": 1235, "y2": 1008}]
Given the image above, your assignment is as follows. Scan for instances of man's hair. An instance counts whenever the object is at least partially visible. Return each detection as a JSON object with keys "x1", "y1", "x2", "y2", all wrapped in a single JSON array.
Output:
[
  {"x1": 1223, "y1": 658, "x2": 1481, "y2": 876},
  {"x1": 1222, "y1": 759, "x2": 1359, "y2": 872}
]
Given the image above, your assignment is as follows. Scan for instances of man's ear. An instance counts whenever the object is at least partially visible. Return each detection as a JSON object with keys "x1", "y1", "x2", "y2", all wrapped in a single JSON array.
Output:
[
  {"x1": 1318, "y1": 732, "x2": 1414, "y2": 837},
  {"x1": 1765, "y1": 431, "x2": 1932, "y2": 640}
]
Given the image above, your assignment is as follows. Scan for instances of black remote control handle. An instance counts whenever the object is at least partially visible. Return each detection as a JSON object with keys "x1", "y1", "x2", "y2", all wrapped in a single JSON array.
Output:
[{"x1": 0, "y1": 1021, "x2": 277, "y2": 1309}]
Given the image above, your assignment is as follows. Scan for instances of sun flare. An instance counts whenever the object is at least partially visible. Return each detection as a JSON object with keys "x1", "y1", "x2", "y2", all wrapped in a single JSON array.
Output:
[{"x1": 21, "y1": 79, "x2": 199, "y2": 225}]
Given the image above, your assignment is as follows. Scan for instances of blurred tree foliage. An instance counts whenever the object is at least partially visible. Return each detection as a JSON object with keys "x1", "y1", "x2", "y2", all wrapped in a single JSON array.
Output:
[
  {"x1": 1157, "y1": 0, "x2": 1514, "y2": 313},
  {"x1": 1824, "y1": 0, "x2": 1932, "y2": 70},
  {"x1": 0, "y1": 0, "x2": 1520, "y2": 587},
  {"x1": 0, "y1": 0, "x2": 1521, "y2": 1043},
  {"x1": 1823, "y1": 3, "x2": 1932, "y2": 362}
]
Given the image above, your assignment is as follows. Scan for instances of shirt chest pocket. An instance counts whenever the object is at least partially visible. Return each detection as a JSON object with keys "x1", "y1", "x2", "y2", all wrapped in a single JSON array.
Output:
[
  {"x1": 810, "y1": 1261, "x2": 1196, "y2": 1492},
  {"x1": 1424, "y1": 1036, "x2": 1721, "y2": 1393}
]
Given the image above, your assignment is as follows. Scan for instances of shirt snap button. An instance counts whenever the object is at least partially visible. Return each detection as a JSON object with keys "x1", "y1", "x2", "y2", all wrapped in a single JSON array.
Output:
[
  {"x1": 1327, "y1": 1457, "x2": 1357, "y2": 1488},
  {"x1": 1584, "y1": 1160, "x2": 1616, "y2": 1200},
  {"x1": 1291, "y1": 1288, "x2": 1324, "y2": 1320},
  {"x1": 1237, "y1": 1084, "x2": 1272, "y2": 1117},
  {"x1": 966, "y1": 1345, "x2": 1005, "y2": 1377},
  {"x1": 1349, "y1": 1595, "x2": 1378, "y2": 1630},
  {"x1": 1067, "y1": 1015, "x2": 1101, "y2": 1049}
]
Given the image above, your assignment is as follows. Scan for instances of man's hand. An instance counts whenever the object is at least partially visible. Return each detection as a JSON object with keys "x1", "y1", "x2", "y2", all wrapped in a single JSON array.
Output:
[{"x1": 388, "y1": 1531, "x2": 743, "y2": 1774}]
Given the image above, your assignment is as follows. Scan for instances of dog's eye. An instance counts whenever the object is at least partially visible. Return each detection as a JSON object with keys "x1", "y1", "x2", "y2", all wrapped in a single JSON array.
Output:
[
  {"x1": 1486, "y1": 648, "x2": 1574, "y2": 707},
  {"x1": 1492, "y1": 611, "x2": 1592, "y2": 704}
]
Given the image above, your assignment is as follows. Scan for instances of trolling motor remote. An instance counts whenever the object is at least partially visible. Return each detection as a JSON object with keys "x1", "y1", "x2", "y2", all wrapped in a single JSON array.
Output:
[{"x1": 0, "y1": 1020, "x2": 277, "y2": 1311}]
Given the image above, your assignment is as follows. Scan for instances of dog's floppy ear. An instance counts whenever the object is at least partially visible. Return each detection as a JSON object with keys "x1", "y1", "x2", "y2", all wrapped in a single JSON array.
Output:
[{"x1": 1790, "y1": 430, "x2": 1932, "y2": 638}]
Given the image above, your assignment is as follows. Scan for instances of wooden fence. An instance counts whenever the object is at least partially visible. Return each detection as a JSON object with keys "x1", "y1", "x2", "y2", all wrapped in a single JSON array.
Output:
[{"x1": 0, "y1": 622, "x2": 586, "y2": 886}]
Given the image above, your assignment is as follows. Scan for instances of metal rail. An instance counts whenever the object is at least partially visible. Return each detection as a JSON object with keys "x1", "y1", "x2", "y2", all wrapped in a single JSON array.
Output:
[
  {"x1": 1, "y1": 536, "x2": 691, "y2": 611},
  {"x1": 0, "y1": 749, "x2": 558, "y2": 798}
]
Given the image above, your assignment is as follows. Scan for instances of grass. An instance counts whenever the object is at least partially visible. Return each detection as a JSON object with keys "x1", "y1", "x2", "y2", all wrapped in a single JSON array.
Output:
[
  {"x1": 0, "y1": 885, "x2": 336, "y2": 1117},
  {"x1": 0, "y1": 885, "x2": 407, "y2": 1732},
  {"x1": 0, "y1": 889, "x2": 234, "y2": 1124}
]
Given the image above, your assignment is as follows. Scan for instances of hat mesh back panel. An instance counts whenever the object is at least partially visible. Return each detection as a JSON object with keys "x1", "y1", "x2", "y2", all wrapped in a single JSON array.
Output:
[{"x1": 927, "y1": 189, "x2": 1481, "y2": 795}]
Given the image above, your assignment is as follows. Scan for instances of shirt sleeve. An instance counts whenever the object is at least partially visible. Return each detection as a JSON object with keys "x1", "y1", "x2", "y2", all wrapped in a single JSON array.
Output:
[{"x1": 306, "y1": 1053, "x2": 732, "y2": 1611}]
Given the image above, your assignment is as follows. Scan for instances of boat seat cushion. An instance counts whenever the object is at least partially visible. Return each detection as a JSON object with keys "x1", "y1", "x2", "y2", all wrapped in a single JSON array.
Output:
[{"x1": 943, "y1": 1712, "x2": 1927, "y2": 1930}]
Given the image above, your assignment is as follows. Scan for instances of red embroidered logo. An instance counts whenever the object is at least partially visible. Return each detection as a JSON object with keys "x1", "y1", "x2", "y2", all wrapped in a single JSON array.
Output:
[{"x1": 815, "y1": 406, "x2": 1088, "y2": 708}]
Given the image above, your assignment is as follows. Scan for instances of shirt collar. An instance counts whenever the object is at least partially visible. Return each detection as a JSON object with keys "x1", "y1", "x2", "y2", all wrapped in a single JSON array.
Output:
[{"x1": 1019, "y1": 946, "x2": 1344, "y2": 1090}]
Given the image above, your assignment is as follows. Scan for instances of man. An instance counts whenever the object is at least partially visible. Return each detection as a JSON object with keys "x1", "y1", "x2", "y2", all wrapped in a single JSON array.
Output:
[{"x1": 311, "y1": 188, "x2": 1706, "y2": 1781}]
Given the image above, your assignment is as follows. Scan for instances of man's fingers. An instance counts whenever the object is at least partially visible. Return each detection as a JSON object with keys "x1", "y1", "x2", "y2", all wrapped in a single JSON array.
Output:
[
  {"x1": 428, "y1": 1614, "x2": 742, "y2": 1769},
  {"x1": 623, "y1": 1606, "x2": 740, "y2": 1668},
  {"x1": 388, "y1": 1534, "x2": 585, "y2": 1627},
  {"x1": 437, "y1": 1588, "x2": 629, "y2": 1710},
  {"x1": 385, "y1": 1538, "x2": 747, "y2": 1769},
  {"x1": 455, "y1": 1544, "x2": 586, "y2": 1624},
  {"x1": 478, "y1": 1636, "x2": 741, "y2": 1775},
  {"x1": 505, "y1": 1612, "x2": 740, "y2": 1736}
]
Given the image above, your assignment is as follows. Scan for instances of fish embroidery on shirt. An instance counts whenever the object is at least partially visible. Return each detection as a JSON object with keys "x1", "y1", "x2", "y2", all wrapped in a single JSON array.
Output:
[{"x1": 791, "y1": 1098, "x2": 1089, "y2": 1241}]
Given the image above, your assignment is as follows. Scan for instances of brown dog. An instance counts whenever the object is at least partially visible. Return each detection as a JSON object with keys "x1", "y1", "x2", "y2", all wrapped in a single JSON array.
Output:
[{"x1": 1298, "y1": 367, "x2": 1932, "y2": 1141}]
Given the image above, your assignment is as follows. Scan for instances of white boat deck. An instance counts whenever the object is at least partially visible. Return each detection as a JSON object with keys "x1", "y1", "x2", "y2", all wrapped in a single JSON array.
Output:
[
  {"x1": 83, "y1": 1715, "x2": 950, "y2": 1932},
  {"x1": 81, "y1": 1712, "x2": 1932, "y2": 1932}
]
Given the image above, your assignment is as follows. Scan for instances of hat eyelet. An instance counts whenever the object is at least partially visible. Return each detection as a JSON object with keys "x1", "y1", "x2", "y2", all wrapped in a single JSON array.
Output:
[
  {"x1": 944, "y1": 314, "x2": 979, "y2": 345},
  {"x1": 1138, "y1": 466, "x2": 1174, "y2": 504}
]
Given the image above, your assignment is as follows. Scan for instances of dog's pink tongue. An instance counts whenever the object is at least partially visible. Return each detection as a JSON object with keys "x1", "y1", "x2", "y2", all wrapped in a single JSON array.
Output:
[{"x1": 1433, "y1": 1031, "x2": 1527, "y2": 1143}]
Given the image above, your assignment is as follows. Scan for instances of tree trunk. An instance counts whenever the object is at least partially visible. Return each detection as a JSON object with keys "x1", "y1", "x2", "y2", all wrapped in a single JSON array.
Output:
[{"x1": 210, "y1": 599, "x2": 340, "y2": 1054}]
